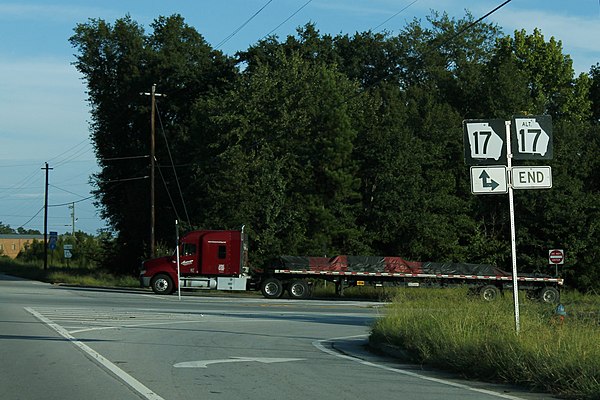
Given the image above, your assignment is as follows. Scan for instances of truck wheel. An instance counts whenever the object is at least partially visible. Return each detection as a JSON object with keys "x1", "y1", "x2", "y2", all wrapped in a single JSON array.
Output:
[
  {"x1": 151, "y1": 274, "x2": 174, "y2": 295},
  {"x1": 288, "y1": 280, "x2": 309, "y2": 299},
  {"x1": 261, "y1": 278, "x2": 284, "y2": 299},
  {"x1": 539, "y1": 287, "x2": 560, "y2": 304},
  {"x1": 480, "y1": 285, "x2": 500, "y2": 301}
]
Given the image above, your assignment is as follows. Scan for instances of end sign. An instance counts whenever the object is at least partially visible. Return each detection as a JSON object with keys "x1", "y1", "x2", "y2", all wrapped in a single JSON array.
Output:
[{"x1": 511, "y1": 166, "x2": 552, "y2": 189}]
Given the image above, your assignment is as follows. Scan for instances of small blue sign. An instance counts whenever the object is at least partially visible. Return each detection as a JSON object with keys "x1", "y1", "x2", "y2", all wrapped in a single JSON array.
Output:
[{"x1": 49, "y1": 231, "x2": 58, "y2": 250}]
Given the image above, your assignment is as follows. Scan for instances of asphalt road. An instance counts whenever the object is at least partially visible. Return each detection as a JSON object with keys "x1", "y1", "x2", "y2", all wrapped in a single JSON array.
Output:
[{"x1": 0, "y1": 274, "x2": 557, "y2": 400}]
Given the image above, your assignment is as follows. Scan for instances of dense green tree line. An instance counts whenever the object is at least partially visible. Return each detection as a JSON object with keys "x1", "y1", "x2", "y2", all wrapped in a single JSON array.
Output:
[{"x1": 70, "y1": 12, "x2": 600, "y2": 291}]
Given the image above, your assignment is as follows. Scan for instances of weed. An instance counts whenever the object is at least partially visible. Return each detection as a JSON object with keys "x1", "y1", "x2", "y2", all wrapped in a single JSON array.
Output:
[{"x1": 371, "y1": 287, "x2": 600, "y2": 399}]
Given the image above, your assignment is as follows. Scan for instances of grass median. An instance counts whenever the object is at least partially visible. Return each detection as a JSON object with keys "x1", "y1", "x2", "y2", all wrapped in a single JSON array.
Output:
[{"x1": 370, "y1": 287, "x2": 600, "y2": 399}]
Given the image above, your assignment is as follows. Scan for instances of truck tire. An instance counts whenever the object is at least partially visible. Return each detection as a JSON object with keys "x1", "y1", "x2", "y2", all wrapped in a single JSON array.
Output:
[
  {"x1": 261, "y1": 278, "x2": 284, "y2": 299},
  {"x1": 288, "y1": 280, "x2": 310, "y2": 299},
  {"x1": 480, "y1": 285, "x2": 500, "y2": 301},
  {"x1": 151, "y1": 274, "x2": 174, "y2": 295},
  {"x1": 539, "y1": 287, "x2": 560, "y2": 304}
]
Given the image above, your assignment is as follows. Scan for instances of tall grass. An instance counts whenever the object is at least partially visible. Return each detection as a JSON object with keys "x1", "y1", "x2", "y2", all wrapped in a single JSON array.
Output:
[
  {"x1": 371, "y1": 288, "x2": 600, "y2": 399},
  {"x1": 0, "y1": 257, "x2": 138, "y2": 288}
]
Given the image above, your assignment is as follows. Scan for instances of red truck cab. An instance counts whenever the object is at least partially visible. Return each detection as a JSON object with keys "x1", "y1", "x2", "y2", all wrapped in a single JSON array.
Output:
[{"x1": 140, "y1": 229, "x2": 249, "y2": 294}]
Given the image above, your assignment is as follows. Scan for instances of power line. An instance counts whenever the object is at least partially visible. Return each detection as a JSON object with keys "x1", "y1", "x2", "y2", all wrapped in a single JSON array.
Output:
[
  {"x1": 103, "y1": 155, "x2": 149, "y2": 161},
  {"x1": 48, "y1": 184, "x2": 88, "y2": 199},
  {"x1": 340, "y1": 0, "x2": 514, "y2": 106},
  {"x1": 49, "y1": 195, "x2": 95, "y2": 207},
  {"x1": 155, "y1": 103, "x2": 191, "y2": 226},
  {"x1": 103, "y1": 176, "x2": 149, "y2": 184},
  {"x1": 16, "y1": 207, "x2": 44, "y2": 230},
  {"x1": 47, "y1": 138, "x2": 89, "y2": 163},
  {"x1": 372, "y1": 0, "x2": 420, "y2": 32},
  {"x1": 263, "y1": 0, "x2": 313, "y2": 38},
  {"x1": 216, "y1": 0, "x2": 274, "y2": 49}
]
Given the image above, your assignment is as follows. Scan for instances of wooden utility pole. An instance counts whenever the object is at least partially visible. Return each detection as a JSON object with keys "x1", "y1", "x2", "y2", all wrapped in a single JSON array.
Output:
[
  {"x1": 141, "y1": 84, "x2": 165, "y2": 257},
  {"x1": 41, "y1": 162, "x2": 53, "y2": 270}
]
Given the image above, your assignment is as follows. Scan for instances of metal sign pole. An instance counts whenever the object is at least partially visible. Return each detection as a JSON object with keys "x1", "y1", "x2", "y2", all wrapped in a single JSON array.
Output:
[
  {"x1": 506, "y1": 120, "x2": 520, "y2": 334},
  {"x1": 176, "y1": 219, "x2": 181, "y2": 301}
]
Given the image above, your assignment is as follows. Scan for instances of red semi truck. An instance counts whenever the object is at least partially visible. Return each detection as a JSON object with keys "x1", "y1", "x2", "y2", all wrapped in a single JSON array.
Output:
[{"x1": 139, "y1": 228, "x2": 564, "y2": 303}]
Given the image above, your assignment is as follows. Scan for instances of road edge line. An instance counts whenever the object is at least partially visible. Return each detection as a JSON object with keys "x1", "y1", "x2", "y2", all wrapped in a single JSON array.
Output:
[
  {"x1": 313, "y1": 335, "x2": 526, "y2": 400},
  {"x1": 25, "y1": 307, "x2": 165, "y2": 400}
]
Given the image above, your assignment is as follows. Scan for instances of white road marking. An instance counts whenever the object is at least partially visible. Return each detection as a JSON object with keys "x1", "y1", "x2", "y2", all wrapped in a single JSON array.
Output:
[
  {"x1": 25, "y1": 307, "x2": 165, "y2": 400},
  {"x1": 313, "y1": 335, "x2": 528, "y2": 400},
  {"x1": 174, "y1": 357, "x2": 305, "y2": 368},
  {"x1": 29, "y1": 307, "x2": 208, "y2": 334}
]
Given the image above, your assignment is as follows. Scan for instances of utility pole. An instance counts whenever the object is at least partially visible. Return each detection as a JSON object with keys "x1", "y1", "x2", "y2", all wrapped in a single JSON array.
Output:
[
  {"x1": 69, "y1": 202, "x2": 75, "y2": 236},
  {"x1": 41, "y1": 162, "x2": 53, "y2": 270},
  {"x1": 141, "y1": 84, "x2": 165, "y2": 257}
]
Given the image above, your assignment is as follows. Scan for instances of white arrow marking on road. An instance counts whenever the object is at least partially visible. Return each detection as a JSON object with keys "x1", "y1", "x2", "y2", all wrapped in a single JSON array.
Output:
[{"x1": 174, "y1": 357, "x2": 305, "y2": 368}]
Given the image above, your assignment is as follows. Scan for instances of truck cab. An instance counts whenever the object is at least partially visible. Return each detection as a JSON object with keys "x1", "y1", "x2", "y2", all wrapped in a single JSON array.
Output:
[{"x1": 140, "y1": 229, "x2": 249, "y2": 294}]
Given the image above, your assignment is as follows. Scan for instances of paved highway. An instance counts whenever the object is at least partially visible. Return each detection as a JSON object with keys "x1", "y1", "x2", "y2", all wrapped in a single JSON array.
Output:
[{"x1": 0, "y1": 274, "x2": 555, "y2": 400}]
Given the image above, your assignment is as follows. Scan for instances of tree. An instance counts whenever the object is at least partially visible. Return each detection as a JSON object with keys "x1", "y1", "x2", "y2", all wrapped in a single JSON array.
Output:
[
  {"x1": 192, "y1": 50, "x2": 363, "y2": 265},
  {"x1": 590, "y1": 63, "x2": 600, "y2": 122},
  {"x1": 0, "y1": 222, "x2": 15, "y2": 234},
  {"x1": 70, "y1": 15, "x2": 235, "y2": 273},
  {"x1": 70, "y1": 12, "x2": 600, "y2": 292}
]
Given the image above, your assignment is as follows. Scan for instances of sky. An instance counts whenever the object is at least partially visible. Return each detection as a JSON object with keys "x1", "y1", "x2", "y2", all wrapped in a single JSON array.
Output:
[{"x1": 0, "y1": 0, "x2": 599, "y2": 235}]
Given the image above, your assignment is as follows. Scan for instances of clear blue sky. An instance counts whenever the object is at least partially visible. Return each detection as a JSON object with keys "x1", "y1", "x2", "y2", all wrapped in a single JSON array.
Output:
[{"x1": 1, "y1": 0, "x2": 598, "y2": 235}]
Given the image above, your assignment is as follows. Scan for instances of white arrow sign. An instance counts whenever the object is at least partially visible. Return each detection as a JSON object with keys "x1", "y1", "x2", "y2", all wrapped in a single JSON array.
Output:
[
  {"x1": 173, "y1": 357, "x2": 305, "y2": 368},
  {"x1": 470, "y1": 166, "x2": 508, "y2": 194}
]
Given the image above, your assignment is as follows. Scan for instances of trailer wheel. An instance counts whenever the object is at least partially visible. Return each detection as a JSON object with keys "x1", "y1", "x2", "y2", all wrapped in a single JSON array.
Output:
[
  {"x1": 539, "y1": 287, "x2": 560, "y2": 304},
  {"x1": 261, "y1": 278, "x2": 284, "y2": 299},
  {"x1": 151, "y1": 274, "x2": 174, "y2": 295},
  {"x1": 480, "y1": 285, "x2": 500, "y2": 301},
  {"x1": 288, "y1": 280, "x2": 310, "y2": 299}
]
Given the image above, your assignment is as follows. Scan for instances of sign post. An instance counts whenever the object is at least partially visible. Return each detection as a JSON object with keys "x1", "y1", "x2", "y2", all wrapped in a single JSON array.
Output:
[
  {"x1": 176, "y1": 219, "x2": 181, "y2": 301},
  {"x1": 464, "y1": 116, "x2": 553, "y2": 334},
  {"x1": 549, "y1": 249, "x2": 564, "y2": 278},
  {"x1": 506, "y1": 120, "x2": 521, "y2": 334}
]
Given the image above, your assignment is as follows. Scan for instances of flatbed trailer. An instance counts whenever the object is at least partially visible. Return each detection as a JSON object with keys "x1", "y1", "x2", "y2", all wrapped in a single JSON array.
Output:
[
  {"x1": 259, "y1": 255, "x2": 563, "y2": 302},
  {"x1": 139, "y1": 229, "x2": 563, "y2": 303}
]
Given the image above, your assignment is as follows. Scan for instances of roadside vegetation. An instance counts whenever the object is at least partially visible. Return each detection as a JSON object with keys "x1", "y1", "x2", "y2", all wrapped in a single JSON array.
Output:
[
  {"x1": 0, "y1": 257, "x2": 138, "y2": 288},
  {"x1": 370, "y1": 287, "x2": 600, "y2": 399}
]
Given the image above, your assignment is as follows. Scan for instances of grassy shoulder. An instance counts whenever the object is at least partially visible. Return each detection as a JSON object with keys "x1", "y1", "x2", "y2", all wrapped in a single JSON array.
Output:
[
  {"x1": 370, "y1": 287, "x2": 600, "y2": 399},
  {"x1": 0, "y1": 257, "x2": 138, "y2": 288}
]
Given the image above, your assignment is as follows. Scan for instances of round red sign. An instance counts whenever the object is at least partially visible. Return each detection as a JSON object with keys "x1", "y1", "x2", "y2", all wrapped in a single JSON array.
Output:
[{"x1": 549, "y1": 249, "x2": 564, "y2": 265}]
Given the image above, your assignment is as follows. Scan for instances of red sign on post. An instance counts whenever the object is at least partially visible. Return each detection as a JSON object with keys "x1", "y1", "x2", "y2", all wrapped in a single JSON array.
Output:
[{"x1": 548, "y1": 249, "x2": 564, "y2": 265}]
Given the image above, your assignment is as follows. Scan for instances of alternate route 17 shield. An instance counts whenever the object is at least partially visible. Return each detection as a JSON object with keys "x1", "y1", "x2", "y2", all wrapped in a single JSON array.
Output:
[
  {"x1": 470, "y1": 166, "x2": 508, "y2": 194},
  {"x1": 511, "y1": 115, "x2": 553, "y2": 160}
]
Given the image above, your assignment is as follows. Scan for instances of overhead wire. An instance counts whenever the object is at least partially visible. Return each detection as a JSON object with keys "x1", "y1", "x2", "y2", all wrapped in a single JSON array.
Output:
[
  {"x1": 372, "y1": 0, "x2": 420, "y2": 32},
  {"x1": 155, "y1": 102, "x2": 191, "y2": 226},
  {"x1": 49, "y1": 195, "x2": 95, "y2": 208},
  {"x1": 337, "y1": 0, "x2": 514, "y2": 106},
  {"x1": 216, "y1": 0, "x2": 274, "y2": 49},
  {"x1": 1, "y1": 137, "x2": 99, "y2": 231},
  {"x1": 263, "y1": 0, "x2": 313, "y2": 38},
  {"x1": 48, "y1": 184, "x2": 88, "y2": 199},
  {"x1": 17, "y1": 207, "x2": 44, "y2": 230}
]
